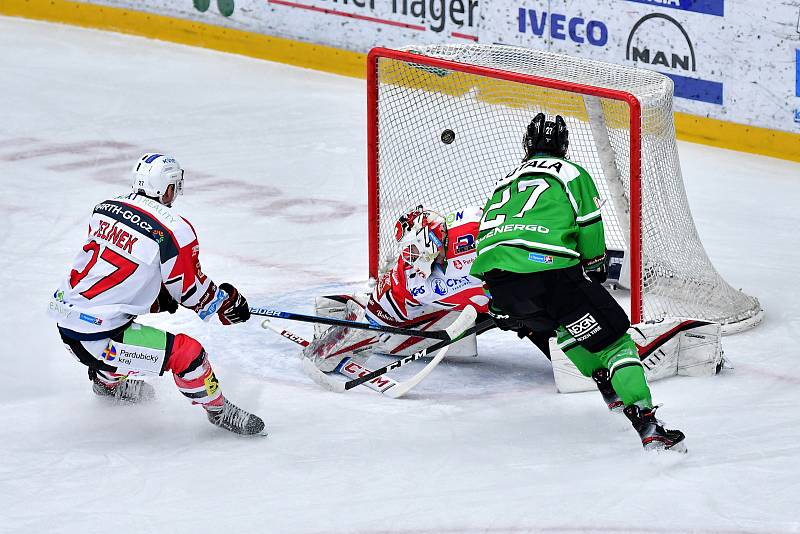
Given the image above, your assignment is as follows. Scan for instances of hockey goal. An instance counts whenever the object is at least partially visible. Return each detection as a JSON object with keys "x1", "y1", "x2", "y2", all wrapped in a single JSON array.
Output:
[{"x1": 367, "y1": 44, "x2": 762, "y2": 333}]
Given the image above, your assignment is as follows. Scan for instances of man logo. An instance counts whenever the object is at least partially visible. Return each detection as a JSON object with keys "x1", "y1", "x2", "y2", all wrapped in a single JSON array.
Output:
[
  {"x1": 626, "y1": 13, "x2": 695, "y2": 71},
  {"x1": 626, "y1": 13, "x2": 723, "y2": 104}
]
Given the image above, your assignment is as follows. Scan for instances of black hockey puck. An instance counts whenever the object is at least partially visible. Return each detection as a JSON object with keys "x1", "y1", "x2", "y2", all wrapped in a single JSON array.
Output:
[{"x1": 441, "y1": 129, "x2": 455, "y2": 144}]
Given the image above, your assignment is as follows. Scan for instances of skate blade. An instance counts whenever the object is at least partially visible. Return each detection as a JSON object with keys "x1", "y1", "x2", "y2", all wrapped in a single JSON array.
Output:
[{"x1": 667, "y1": 441, "x2": 687, "y2": 454}]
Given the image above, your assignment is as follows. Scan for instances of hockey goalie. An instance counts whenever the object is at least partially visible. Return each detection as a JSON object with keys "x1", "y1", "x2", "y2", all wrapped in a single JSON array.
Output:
[
  {"x1": 302, "y1": 205, "x2": 725, "y2": 404},
  {"x1": 306, "y1": 205, "x2": 491, "y2": 373}
]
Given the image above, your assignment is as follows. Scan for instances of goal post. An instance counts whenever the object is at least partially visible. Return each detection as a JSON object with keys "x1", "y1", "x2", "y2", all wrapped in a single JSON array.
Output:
[{"x1": 367, "y1": 44, "x2": 762, "y2": 333}]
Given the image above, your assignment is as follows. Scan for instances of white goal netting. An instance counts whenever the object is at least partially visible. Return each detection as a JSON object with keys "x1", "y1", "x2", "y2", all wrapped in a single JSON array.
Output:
[{"x1": 368, "y1": 44, "x2": 762, "y2": 332}]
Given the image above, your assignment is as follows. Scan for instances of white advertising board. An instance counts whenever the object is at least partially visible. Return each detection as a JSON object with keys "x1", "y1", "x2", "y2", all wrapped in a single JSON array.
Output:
[{"x1": 77, "y1": 0, "x2": 800, "y2": 133}]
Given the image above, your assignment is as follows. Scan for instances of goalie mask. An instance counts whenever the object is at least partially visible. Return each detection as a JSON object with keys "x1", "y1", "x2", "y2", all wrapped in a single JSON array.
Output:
[
  {"x1": 131, "y1": 153, "x2": 184, "y2": 206},
  {"x1": 394, "y1": 206, "x2": 447, "y2": 278},
  {"x1": 523, "y1": 113, "x2": 569, "y2": 159}
]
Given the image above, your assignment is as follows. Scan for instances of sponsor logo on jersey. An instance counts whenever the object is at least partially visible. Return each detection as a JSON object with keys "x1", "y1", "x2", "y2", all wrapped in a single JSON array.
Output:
[
  {"x1": 566, "y1": 313, "x2": 602, "y2": 341},
  {"x1": 78, "y1": 313, "x2": 103, "y2": 326},
  {"x1": 117, "y1": 349, "x2": 160, "y2": 363},
  {"x1": 411, "y1": 286, "x2": 426, "y2": 297},
  {"x1": 95, "y1": 200, "x2": 179, "y2": 259},
  {"x1": 432, "y1": 276, "x2": 472, "y2": 296},
  {"x1": 480, "y1": 224, "x2": 551, "y2": 242},
  {"x1": 432, "y1": 279, "x2": 448, "y2": 296},
  {"x1": 445, "y1": 210, "x2": 464, "y2": 226},
  {"x1": 454, "y1": 234, "x2": 476, "y2": 255},
  {"x1": 101, "y1": 344, "x2": 117, "y2": 362},
  {"x1": 528, "y1": 253, "x2": 554, "y2": 264},
  {"x1": 151, "y1": 229, "x2": 165, "y2": 243}
]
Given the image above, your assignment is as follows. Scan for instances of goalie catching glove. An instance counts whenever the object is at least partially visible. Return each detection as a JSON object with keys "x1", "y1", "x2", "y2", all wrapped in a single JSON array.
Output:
[{"x1": 303, "y1": 299, "x2": 389, "y2": 372}]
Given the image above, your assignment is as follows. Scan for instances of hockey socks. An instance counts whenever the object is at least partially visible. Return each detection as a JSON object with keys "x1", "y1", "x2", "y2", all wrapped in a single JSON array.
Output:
[
  {"x1": 560, "y1": 332, "x2": 652, "y2": 408},
  {"x1": 172, "y1": 351, "x2": 224, "y2": 408}
]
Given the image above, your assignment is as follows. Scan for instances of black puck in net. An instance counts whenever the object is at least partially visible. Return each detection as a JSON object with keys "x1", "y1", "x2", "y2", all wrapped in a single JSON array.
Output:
[{"x1": 440, "y1": 129, "x2": 455, "y2": 144}]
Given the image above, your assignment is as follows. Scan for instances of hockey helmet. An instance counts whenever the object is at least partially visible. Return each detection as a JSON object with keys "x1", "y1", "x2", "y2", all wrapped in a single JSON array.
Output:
[
  {"x1": 523, "y1": 113, "x2": 569, "y2": 159},
  {"x1": 394, "y1": 206, "x2": 447, "y2": 278},
  {"x1": 131, "y1": 153, "x2": 184, "y2": 204}
]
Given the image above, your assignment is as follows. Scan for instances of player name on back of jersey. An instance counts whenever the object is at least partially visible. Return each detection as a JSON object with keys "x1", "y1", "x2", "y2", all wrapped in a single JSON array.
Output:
[{"x1": 92, "y1": 220, "x2": 138, "y2": 254}]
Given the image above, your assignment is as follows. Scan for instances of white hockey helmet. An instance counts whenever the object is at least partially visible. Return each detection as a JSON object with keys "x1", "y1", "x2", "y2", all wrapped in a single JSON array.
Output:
[
  {"x1": 131, "y1": 153, "x2": 184, "y2": 203},
  {"x1": 394, "y1": 206, "x2": 447, "y2": 278}
]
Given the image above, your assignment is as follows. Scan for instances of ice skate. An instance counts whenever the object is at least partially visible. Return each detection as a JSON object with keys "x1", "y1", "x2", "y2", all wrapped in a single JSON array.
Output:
[
  {"x1": 205, "y1": 398, "x2": 267, "y2": 436},
  {"x1": 591, "y1": 368, "x2": 624, "y2": 413},
  {"x1": 623, "y1": 405, "x2": 686, "y2": 453},
  {"x1": 91, "y1": 371, "x2": 155, "y2": 403}
]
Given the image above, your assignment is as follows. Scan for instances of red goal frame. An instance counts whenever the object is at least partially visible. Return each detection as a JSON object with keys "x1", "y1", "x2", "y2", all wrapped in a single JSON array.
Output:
[{"x1": 366, "y1": 47, "x2": 644, "y2": 323}]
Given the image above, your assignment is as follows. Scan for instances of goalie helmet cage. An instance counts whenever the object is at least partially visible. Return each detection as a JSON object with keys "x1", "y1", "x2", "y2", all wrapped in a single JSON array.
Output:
[{"x1": 367, "y1": 44, "x2": 763, "y2": 333}]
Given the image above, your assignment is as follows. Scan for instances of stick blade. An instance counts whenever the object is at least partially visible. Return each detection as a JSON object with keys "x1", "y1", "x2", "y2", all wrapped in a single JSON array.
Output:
[
  {"x1": 301, "y1": 357, "x2": 345, "y2": 393},
  {"x1": 444, "y1": 305, "x2": 477, "y2": 340},
  {"x1": 382, "y1": 345, "x2": 451, "y2": 399}
]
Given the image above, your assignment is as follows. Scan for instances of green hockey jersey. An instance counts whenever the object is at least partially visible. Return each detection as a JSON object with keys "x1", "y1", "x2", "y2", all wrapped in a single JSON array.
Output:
[{"x1": 470, "y1": 156, "x2": 606, "y2": 278}]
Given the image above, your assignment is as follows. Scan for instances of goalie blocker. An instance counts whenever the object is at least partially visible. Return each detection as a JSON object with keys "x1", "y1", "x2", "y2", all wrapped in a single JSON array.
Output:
[{"x1": 551, "y1": 318, "x2": 725, "y2": 393}]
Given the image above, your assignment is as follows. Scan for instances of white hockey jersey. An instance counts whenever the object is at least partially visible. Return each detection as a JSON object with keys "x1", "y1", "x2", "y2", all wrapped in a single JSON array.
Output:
[
  {"x1": 48, "y1": 193, "x2": 226, "y2": 337},
  {"x1": 366, "y1": 206, "x2": 490, "y2": 326}
]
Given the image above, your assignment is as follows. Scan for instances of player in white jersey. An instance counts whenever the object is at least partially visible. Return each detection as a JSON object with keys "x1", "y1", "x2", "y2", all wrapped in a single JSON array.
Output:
[{"x1": 48, "y1": 153, "x2": 265, "y2": 436}]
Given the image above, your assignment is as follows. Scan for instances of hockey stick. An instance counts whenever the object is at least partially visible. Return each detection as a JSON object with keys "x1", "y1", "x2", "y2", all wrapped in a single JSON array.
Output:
[
  {"x1": 260, "y1": 320, "x2": 399, "y2": 394},
  {"x1": 303, "y1": 306, "x2": 494, "y2": 396},
  {"x1": 249, "y1": 306, "x2": 462, "y2": 340}
]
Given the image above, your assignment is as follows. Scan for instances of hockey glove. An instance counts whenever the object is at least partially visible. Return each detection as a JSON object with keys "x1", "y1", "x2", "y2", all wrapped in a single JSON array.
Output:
[
  {"x1": 217, "y1": 283, "x2": 251, "y2": 325},
  {"x1": 151, "y1": 284, "x2": 179, "y2": 314},
  {"x1": 582, "y1": 254, "x2": 608, "y2": 285},
  {"x1": 488, "y1": 304, "x2": 526, "y2": 332}
]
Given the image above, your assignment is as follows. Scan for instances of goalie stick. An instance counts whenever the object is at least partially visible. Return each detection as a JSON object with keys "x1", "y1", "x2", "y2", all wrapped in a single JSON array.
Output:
[
  {"x1": 304, "y1": 306, "x2": 495, "y2": 397},
  {"x1": 249, "y1": 306, "x2": 464, "y2": 341},
  {"x1": 260, "y1": 320, "x2": 400, "y2": 395}
]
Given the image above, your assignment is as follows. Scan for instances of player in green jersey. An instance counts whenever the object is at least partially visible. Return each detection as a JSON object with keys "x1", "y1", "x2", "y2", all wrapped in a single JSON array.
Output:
[{"x1": 471, "y1": 113, "x2": 686, "y2": 453}]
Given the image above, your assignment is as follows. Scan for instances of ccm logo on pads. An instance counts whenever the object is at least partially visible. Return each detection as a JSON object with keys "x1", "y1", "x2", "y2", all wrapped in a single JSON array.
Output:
[{"x1": 566, "y1": 313, "x2": 601, "y2": 341}]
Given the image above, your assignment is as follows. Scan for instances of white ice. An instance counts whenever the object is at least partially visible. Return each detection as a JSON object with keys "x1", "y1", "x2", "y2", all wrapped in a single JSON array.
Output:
[{"x1": 1, "y1": 16, "x2": 799, "y2": 534}]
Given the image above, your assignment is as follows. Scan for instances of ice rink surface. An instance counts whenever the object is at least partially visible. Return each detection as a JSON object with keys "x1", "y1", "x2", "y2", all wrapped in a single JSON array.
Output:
[{"x1": 1, "y1": 16, "x2": 799, "y2": 534}]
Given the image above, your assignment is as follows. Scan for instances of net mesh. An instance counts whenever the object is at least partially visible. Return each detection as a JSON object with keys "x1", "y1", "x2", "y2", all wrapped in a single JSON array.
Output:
[{"x1": 370, "y1": 44, "x2": 761, "y2": 330}]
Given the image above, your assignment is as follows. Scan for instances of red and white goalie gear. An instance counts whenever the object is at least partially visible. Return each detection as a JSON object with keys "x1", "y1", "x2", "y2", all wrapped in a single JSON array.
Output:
[
  {"x1": 305, "y1": 206, "x2": 490, "y2": 370},
  {"x1": 303, "y1": 298, "x2": 387, "y2": 372},
  {"x1": 48, "y1": 193, "x2": 231, "y2": 336},
  {"x1": 551, "y1": 318, "x2": 725, "y2": 393},
  {"x1": 373, "y1": 205, "x2": 489, "y2": 322}
]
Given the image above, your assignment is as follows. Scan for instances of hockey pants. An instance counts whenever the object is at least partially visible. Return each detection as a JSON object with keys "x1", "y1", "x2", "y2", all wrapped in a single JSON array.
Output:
[
  {"x1": 58, "y1": 322, "x2": 224, "y2": 409},
  {"x1": 484, "y1": 266, "x2": 652, "y2": 409}
]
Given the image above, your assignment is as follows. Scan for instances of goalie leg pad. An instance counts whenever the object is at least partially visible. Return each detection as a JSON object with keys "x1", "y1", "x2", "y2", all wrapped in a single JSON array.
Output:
[
  {"x1": 303, "y1": 302, "x2": 383, "y2": 373},
  {"x1": 551, "y1": 318, "x2": 723, "y2": 393}
]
